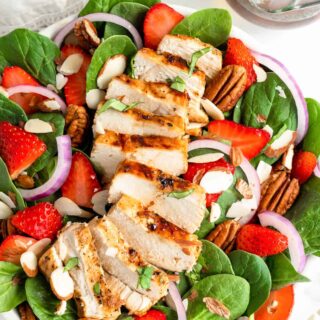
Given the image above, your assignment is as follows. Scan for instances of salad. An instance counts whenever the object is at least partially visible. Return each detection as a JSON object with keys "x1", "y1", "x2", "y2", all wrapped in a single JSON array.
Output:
[{"x1": 0, "y1": 0, "x2": 319, "y2": 319}]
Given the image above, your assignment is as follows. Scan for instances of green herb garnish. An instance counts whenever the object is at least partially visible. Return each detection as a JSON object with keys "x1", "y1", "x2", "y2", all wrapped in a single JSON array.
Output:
[
  {"x1": 98, "y1": 99, "x2": 140, "y2": 114},
  {"x1": 64, "y1": 257, "x2": 79, "y2": 272},
  {"x1": 168, "y1": 189, "x2": 194, "y2": 199},
  {"x1": 137, "y1": 266, "x2": 154, "y2": 290},
  {"x1": 188, "y1": 47, "x2": 211, "y2": 76},
  {"x1": 93, "y1": 282, "x2": 101, "y2": 295},
  {"x1": 170, "y1": 76, "x2": 186, "y2": 93}
]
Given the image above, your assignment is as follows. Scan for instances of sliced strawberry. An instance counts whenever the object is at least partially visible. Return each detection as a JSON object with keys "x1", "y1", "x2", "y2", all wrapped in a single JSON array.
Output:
[
  {"x1": 143, "y1": 3, "x2": 184, "y2": 50},
  {"x1": 205, "y1": 193, "x2": 221, "y2": 208},
  {"x1": 208, "y1": 120, "x2": 271, "y2": 159},
  {"x1": 134, "y1": 309, "x2": 167, "y2": 320},
  {"x1": 59, "y1": 45, "x2": 91, "y2": 106},
  {"x1": 236, "y1": 224, "x2": 288, "y2": 257},
  {"x1": 11, "y1": 202, "x2": 62, "y2": 240},
  {"x1": 0, "y1": 235, "x2": 36, "y2": 264},
  {"x1": 2, "y1": 66, "x2": 44, "y2": 114},
  {"x1": 0, "y1": 121, "x2": 47, "y2": 179},
  {"x1": 291, "y1": 151, "x2": 317, "y2": 184},
  {"x1": 224, "y1": 38, "x2": 257, "y2": 89},
  {"x1": 61, "y1": 152, "x2": 101, "y2": 208}
]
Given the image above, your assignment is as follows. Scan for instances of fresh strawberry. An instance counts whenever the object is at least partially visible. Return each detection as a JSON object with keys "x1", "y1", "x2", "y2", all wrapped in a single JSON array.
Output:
[
  {"x1": 143, "y1": 3, "x2": 184, "y2": 50},
  {"x1": 1, "y1": 66, "x2": 44, "y2": 114},
  {"x1": 59, "y1": 45, "x2": 91, "y2": 106},
  {"x1": 236, "y1": 224, "x2": 288, "y2": 257},
  {"x1": 0, "y1": 121, "x2": 47, "y2": 179},
  {"x1": 134, "y1": 309, "x2": 166, "y2": 320},
  {"x1": 184, "y1": 158, "x2": 235, "y2": 208},
  {"x1": 208, "y1": 120, "x2": 270, "y2": 159},
  {"x1": 0, "y1": 235, "x2": 36, "y2": 264},
  {"x1": 224, "y1": 38, "x2": 257, "y2": 89},
  {"x1": 11, "y1": 202, "x2": 62, "y2": 240},
  {"x1": 291, "y1": 151, "x2": 317, "y2": 184},
  {"x1": 61, "y1": 152, "x2": 101, "y2": 208}
]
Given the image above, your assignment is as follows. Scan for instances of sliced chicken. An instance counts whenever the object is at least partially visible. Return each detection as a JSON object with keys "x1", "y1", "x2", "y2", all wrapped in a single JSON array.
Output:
[
  {"x1": 89, "y1": 217, "x2": 169, "y2": 303},
  {"x1": 133, "y1": 48, "x2": 208, "y2": 125},
  {"x1": 91, "y1": 131, "x2": 188, "y2": 180},
  {"x1": 108, "y1": 195, "x2": 202, "y2": 272},
  {"x1": 93, "y1": 107, "x2": 185, "y2": 138},
  {"x1": 106, "y1": 74, "x2": 189, "y2": 124},
  {"x1": 39, "y1": 246, "x2": 63, "y2": 281},
  {"x1": 158, "y1": 34, "x2": 222, "y2": 80},
  {"x1": 108, "y1": 160, "x2": 206, "y2": 233}
]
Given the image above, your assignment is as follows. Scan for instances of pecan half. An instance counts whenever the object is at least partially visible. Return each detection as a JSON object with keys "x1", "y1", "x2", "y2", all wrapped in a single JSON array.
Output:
[
  {"x1": 204, "y1": 65, "x2": 247, "y2": 112},
  {"x1": 0, "y1": 218, "x2": 19, "y2": 240},
  {"x1": 18, "y1": 303, "x2": 36, "y2": 320},
  {"x1": 74, "y1": 19, "x2": 100, "y2": 49},
  {"x1": 203, "y1": 297, "x2": 230, "y2": 319},
  {"x1": 15, "y1": 174, "x2": 35, "y2": 189},
  {"x1": 65, "y1": 105, "x2": 89, "y2": 147},
  {"x1": 206, "y1": 220, "x2": 241, "y2": 253}
]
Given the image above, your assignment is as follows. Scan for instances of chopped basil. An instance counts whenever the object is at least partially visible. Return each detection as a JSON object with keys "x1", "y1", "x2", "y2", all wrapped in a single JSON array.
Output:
[
  {"x1": 170, "y1": 76, "x2": 186, "y2": 93},
  {"x1": 93, "y1": 282, "x2": 101, "y2": 295},
  {"x1": 168, "y1": 189, "x2": 194, "y2": 199},
  {"x1": 64, "y1": 257, "x2": 79, "y2": 272},
  {"x1": 137, "y1": 266, "x2": 154, "y2": 290},
  {"x1": 98, "y1": 99, "x2": 140, "y2": 114},
  {"x1": 188, "y1": 47, "x2": 211, "y2": 76}
]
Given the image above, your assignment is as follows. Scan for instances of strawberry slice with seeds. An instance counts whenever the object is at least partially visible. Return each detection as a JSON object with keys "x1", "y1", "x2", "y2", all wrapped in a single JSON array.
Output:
[
  {"x1": 143, "y1": 3, "x2": 184, "y2": 50},
  {"x1": 134, "y1": 309, "x2": 167, "y2": 320},
  {"x1": 61, "y1": 152, "x2": 101, "y2": 208},
  {"x1": 2, "y1": 66, "x2": 44, "y2": 114},
  {"x1": 292, "y1": 151, "x2": 317, "y2": 184},
  {"x1": 59, "y1": 45, "x2": 91, "y2": 106},
  {"x1": 208, "y1": 120, "x2": 271, "y2": 160},
  {"x1": 11, "y1": 202, "x2": 62, "y2": 240},
  {"x1": 0, "y1": 121, "x2": 47, "y2": 179}
]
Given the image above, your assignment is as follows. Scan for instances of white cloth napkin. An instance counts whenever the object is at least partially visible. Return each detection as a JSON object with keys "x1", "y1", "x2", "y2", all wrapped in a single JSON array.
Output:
[{"x1": 0, "y1": 0, "x2": 87, "y2": 35}]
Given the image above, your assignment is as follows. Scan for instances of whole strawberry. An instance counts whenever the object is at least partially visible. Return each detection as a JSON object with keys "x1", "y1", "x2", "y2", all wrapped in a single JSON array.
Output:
[
  {"x1": 236, "y1": 224, "x2": 288, "y2": 257},
  {"x1": 11, "y1": 202, "x2": 62, "y2": 240},
  {"x1": 292, "y1": 151, "x2": 317, "y2": 184}
]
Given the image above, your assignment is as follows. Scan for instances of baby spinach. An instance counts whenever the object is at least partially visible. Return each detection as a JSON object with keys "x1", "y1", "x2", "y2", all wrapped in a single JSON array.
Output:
[
  {"x1": 0, "y1": 29, "x2": 59, "y2": 85},
  {"x1": 266, "y1": 253, "x2": 309, "y2": 290},
  {"x1": 153, "y1": 304, "x2": 177, "y2": 320},
  {"x1": 104, "y1": 2, "x2": 149, "y2": 39},
  {"x1": 86, "y1": 35, "x2": 137, "y2": 91},
  {"x1": 187, "y1": 274, "x2": 250, "y2": 320},
  {"x1": 0, "y1": 158, "x2": 25, "y2": 210},
  {"x1": 25, "y1": 275, "x2": 77, "y2": 320},
  {"x1": 302, "y1": 98, "x2": 320, "y2": 156},
  {"x1": 172, "y1": 9, "x2": 232, "y2": 47},
  {"x1": 0, "y1": 53, "x2": 10, "y2": 73},
  {"x1": 229, "y1": 250, "x2": 271, "y2": 316},
  {"x1": 188, "y1": 148, "x2": 222, "y2": 159},
  {"x1": 0, "y1": 262, "x2": 26, "y2": 312},
  {"x1": 195, "y1": 208, "x2": 215, "y2": 239},
  {"x1": 0, "y1": 94, "x2": 28, "y2": 125}
]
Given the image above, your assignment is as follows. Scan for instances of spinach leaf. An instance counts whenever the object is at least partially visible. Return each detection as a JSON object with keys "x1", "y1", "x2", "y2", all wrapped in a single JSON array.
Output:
[
  {"x1": 177, "y1": 272, "x2": 190, "y2": 296},
  {"x1": 195, "y1": 209, "x2": 215, "y2": 239},
  {"x1": 104, "y1": 2, "x2": 149, "y2": 39},
  {"x1": 0, "y1": 29, "x2": 59, "y2": 85},
  {"x1": 229, "y1": 250, "x2": 271, "y2": 316},
  {"x1": 188, "y1": 148, "x2": 222, "y2": 159},
  {"x1": 303, "y1": 98, "x2": 320, "y2": 156},
  {"x1": 28, "y1": 113, "x2": 65, "y2": 174},
  {"x1": 0, "y1": 262, "x2": 26, "y2": 312},
  {"x1": 172, "y1": 9, "x2": 232, "y2": 47},
  {"x1": 0, "y1": 53, "x2": 10, "y2": 73},
  {"x1": 153, "y1": 304, "x2": 177, "y2": 320},
  {"x1": 86, "y1": 35, "x2": 137, "y2": 91},
  {"x1": 286, "y1": 176, "x2": 320, "y2": 256},
  {"x1": 0, "y1": 158, "x2": 25, "y2": 210},
  {"x1": 266, "y1": 253, "x2": 309, "y2": 290},
  {"x1": 0, "y1": 94, "x2": 28, "y2": 125},
  {"x1": 187, "y1": 274, "x2": 250, "y2": 320},
  {"x1": 25, "y1": 275, "x2": 77, "y2": 320}
]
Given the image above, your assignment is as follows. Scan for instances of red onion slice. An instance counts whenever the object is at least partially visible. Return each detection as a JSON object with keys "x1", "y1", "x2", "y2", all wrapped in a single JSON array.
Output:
[
  {"x1": 54, "y1": 13, "x2": 143, "y2": 49},
  {"x1": 19, "y1": 135, "x2": 72, "y2": 201},
  {"x1": 188, "y1": 139, "x2": 260, "y2": 224},
  {"x1": 168, "y1": 282, "x2": 187, "y2": 320},
  {"x1": 314, "y1": 163, "x2": 320, "y2": 178},
  {"x1": 259, "y1": 211, "x2": 307, "y2": 272},
  {"x1": 251, "y1": 50, "x2": 308, "y2": 145},
  {"x1": 7, "y1": 85, "x2": 67, "y2": 113}
]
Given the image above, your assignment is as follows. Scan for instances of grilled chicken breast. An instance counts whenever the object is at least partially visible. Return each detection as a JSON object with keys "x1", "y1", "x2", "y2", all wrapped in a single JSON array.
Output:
[
  {"x1": 93, "y1": 107, "x2": 185, "y2": 138},
  {"x1": 91, "y1": 131, "x2": 188, "y2": 180},
  {"x1": 108, "y1": 160, "x2": 206, "y2": 233},
  {"x1": 89, "y1": 217, "x2": 169, "y2": 302},
  {"x1": 158, "y1": 34, "x2": 222, "y2": 80},
  {"x1": 39, "y1": 246, "x2": 63, "y2": 280},
  {"x1": 106, "y1": 74, "x2": 189, "y2": 124},
  {"x1": 132, "y1": 48, "x2": 208, "y2": 124},
  {"x1": 108, "y1": 195, "x2": 202, "y2": 272}
]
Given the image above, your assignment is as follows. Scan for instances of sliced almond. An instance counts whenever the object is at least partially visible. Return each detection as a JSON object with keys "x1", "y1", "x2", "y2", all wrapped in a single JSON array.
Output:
[
  {"x1": 282, "y1": 144, "x2": 294, "y2": 170},
  {"x1": 263, "y1": 125, "x2": 274, "y2": 137},
  {"x1": 0, "y1": 86, "x2": 8, "y2": 97},
  {"x1": 50, "y1": 267, "x2": 74, "y2": 301},
  {"x1": 226, "y1": 196, "x2": 257, "y2": 219},
  {"x1": 0, "y1": 201, "x2": 13, "y2": 219},
  {"x1": 97, "y1": 54, "x2": 127, "y2": 89},
  {"x1": 56, "y1": 73, "x2": 68, "y2": 90},
  {"x1": 24, "y1": 119, "x2": 53, "y2": 134},
  {"x1": 59, "y1": 53, "x2": 84, "y2": 76},
  {"x1": 27, "y1": 238, "x2": 51, "y2": 257},
  {"x1": 91, "y1": 190, "x2": 108, "y2": 215},
  {"x1": 0, "y1": 191, "x2": 16, "y2": 208},
  {"x1": 201, "y1": 98, "x2": 225, "y2": 120},
  {"x1": 55, "y1": 300, "x2": 67, "y2": 316},
  {"x1": 256, "y1": 160, "x2": 272, "y2": 184},
  {"x1": 86, "y1": 89, "x2": 105, "y2": 109},
  {"x1": 275, "y1": 85, "x2": 286, "y2": 98},
  {"x1": 188, "y1": 152, "x2": 224, "y2": 164},
  {"x1": 230, "y1": 146, "x2": 243, "y2": 167},
  {"x1": 54, "y1": 197, "x2": 93, "y2": 218},
  {"x1": 20, "y1": 251, "x2": 38, "y2": 278},
  {"x1": 210, "y1": 202, "x2": 222, "y2": 223},
  {"x1": 203, "y1": 297, "x2": 230, "y2": 319},
  {"x1": 253, "y1": 64, "x2": 267, "y2": 83},
  {"x1": 200, "y1": 170, "x2": 234, "y2": 194},
  {"x1": 235, "y1": 179, "x2": 253, "y2": 199},
  {"x1": 266, "y1": 130, "x2": 296, "y2": 158},
  {"x1": 39, "y1": 99, "x2": 61, "y2": 112},
  {"x1": 47, "y1": 84, "x2": 59, "y2": 93}
]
